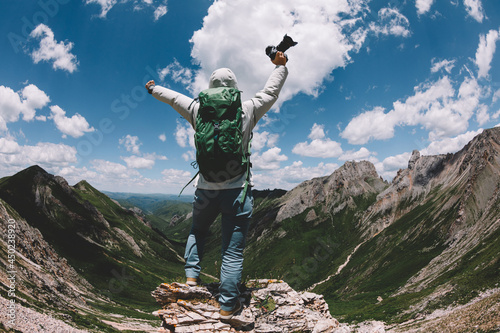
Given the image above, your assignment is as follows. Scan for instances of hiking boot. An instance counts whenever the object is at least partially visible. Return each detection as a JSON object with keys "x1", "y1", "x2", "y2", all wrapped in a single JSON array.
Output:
[
  {"x1": 185, "y1": 277, "x2": 201, "y2": 286},
  {"x1": 219, "y1": 299, "x2": 242, "y2": 320}
]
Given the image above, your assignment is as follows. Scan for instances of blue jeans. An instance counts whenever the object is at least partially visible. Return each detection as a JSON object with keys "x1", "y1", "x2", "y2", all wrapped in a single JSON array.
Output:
[{"x1": 184, "y1": 187, "x2": 252, "y2": 311}]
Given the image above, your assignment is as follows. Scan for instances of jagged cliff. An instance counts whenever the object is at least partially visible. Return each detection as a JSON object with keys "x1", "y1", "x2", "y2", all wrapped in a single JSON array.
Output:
[
  {"x1": 363, "y1": 126, "x2": 500, "y2": 240},
  {"x1": 359, "y1": 127, "x2": 500, "y2": 296}
]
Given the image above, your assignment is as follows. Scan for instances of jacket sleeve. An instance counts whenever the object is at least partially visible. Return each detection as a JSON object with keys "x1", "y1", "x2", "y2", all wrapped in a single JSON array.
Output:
[
  {"x1": 244, "y1": 65, "x2": 288, "y2": 126},
  {"x1": 151, "y1": 86, "x2": 196, "y2": 127}
]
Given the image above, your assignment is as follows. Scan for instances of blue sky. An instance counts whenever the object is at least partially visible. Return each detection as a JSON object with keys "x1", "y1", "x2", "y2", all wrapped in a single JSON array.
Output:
[{"x1": 0, "y1": 0, "x2": 499, "y2": 194}]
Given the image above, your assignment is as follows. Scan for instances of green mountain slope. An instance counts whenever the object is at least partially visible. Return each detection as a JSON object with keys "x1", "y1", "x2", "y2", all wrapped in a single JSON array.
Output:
[
  {"x1": 196, "y1": 162, "x2": 388, "y2": 290},
  {"x1": 2, "y1": 128, "x2": 499, "y2": 331},
  {"x1": 0, "y1": 166, "x2": 185, "y2": 323},
  {"x1": 196, "y1": 128, "x2": 500, "y2": 327}
]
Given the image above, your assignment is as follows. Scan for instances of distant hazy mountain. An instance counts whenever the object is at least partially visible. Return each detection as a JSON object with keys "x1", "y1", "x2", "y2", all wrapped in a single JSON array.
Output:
[
  {"x1": 105, "y1": 191, "x2": 193, "y2": 243},
  {"x1": 104, "y1": 191, "x2": 193, "y2": 210}
]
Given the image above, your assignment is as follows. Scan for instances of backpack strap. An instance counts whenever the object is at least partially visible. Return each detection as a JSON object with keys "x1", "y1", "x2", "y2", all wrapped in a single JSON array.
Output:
[
  {"x1": 240, "y1": 164, "x2": 250, "y2": 206},
  {"x1": 179, "y1": 171, "x2": 199, "y2": 197},
  {"x1": 239, "y1": 133, "x2": 253, "y2": 206},
  {"x1": 188, "y1": 97, "x2": 199, "y2": 111}
]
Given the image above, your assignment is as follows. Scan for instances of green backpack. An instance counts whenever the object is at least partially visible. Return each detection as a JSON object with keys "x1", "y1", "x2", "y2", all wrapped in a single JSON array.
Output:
[{"x1": 180, "y1": 87, "x2": 251, "y2": 200}]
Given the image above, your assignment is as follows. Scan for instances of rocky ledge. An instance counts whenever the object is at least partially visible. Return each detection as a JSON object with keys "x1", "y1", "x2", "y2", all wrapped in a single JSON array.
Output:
[{"x1": 151, "y1": 279, "x2": 344, "y2": 333}]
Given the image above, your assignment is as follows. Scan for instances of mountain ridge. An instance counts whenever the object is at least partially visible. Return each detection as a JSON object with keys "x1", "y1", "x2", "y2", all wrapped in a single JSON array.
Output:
[
  {"x1": 1, "y1": 127, "x2": 499, "y2": 332},
  {"x1": 0, "y1": 165, "x2": 187, "y2": 332},
  {"x1": 193, "y1": 127, "x2": 500, "y2": 327}
]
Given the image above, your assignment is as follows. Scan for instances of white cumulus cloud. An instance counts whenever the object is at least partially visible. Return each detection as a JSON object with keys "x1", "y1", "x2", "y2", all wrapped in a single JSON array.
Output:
[
  {"x1": 119, "y1": 135, "x2": 167, "y2": 169},
  {"x1": 378, "y1": 151, "x2": 412, "y2": 175},
  {"x1": 421, "y1": 129, "x2": 483, "y2": 155},
  {"x1": 50, "y1": 105, "x2": 95, "y2": 138},
  {"x1": 369, "y1": 8, "x2": 411, "y2": 38},
  {"x1": 154, "y1": 5, "x2": 167, "y2": 21},
  {"x1": 493, "y1": 88, "x2": 500, "y2": 104},
  {"x1": 475, "y1": 29, "x2": 500, "y2": 79},
  {"x1": 308, "y1": 123, "x2": 327, "y2": 140},
  {"x1": 122, "y1": 155, "x2": 154, "y2": 169},
  {"x1": 252, "y1": 147, "x2": 288, "y2": 170},
  {"x1": 431, "y1": 58, "x2": 456, "y2": 74},
  {"x1": 175, "y1": 121, "x2": 195, "y2": 148},
  {"x1": 29, "y1": 24, "x2": 78, "y2": 73},
  {"x1": 463, "y1": 0, "x2": 485, "y2": 23},
  {"x1": 252, "y1": 131, "x2": 279, "y2": 152},
  {"x1": 85, "y1": 0, "x2": 118, "y2": 18},
  {"x1": 122, "y1": 153, "x2": 167, "y2": 169},
  {"x1": 182, "y1": 150, "x2": 196, "y2": 162},
  {"x1": 86, "y1": 0, "x2": 168, "y2": 20},
  {"x1": 188, "y1": 0, "x2": 374, "y2": 104},
  {"x1": 161, "y1": 168, "x2": 195, "y2": 188},
  {"x1": 252, "y1": 160, "x2": 338, "y2": 190},
  {"x1": 91, "y1": 159, "x2": 141, "y2": 179},
  {"x1": 476, "y1": 105, "x2": 490, "y2": 125},
  {"x1": 0, "y1": 140, "x2": 78, "y2": 176},
  {"x1": 341, "y1": 76, "x2": 483, "y2": 144},
  {"x1": 54, "y1": 165, "x2": 98, "y2": 184},
  {"x1": 0, "y1": 138, "x2": 21, "y2": 154},
  {"x1": 121, "y1": 154, "x2": 167, "y2": 169},
  {"x1": 0, "y1": 84, "x2": 50, "y2": 131},
  {"x1": 119, "y1": 135, "x2": 142, "y2": 155},
  {"x1": 416, "y1": 0, "x2": 434, "y2": 15},
  {"x1": 339, "y1": 147, "x2": 373, "y2": 161},
  {"x1": 159, "y1": 59, "x2": 193, "y2": 85},
  {"x1": 293, "y1": 123, "x2": 343, "y2": 158},
  {"x1": 341, "y1": 106, "x2": 396, "y2": 144},
  {"x1": 25, "y1": 142, "x2": 78, "y2": 166}
]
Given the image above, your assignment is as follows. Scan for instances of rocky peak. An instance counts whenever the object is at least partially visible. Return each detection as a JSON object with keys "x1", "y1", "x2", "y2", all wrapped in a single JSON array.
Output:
[
  {"x1": 335, "y1": 160, "x2": 379, "y2": 179},
  {"x1": 325, "y1": 160, "x2": 383, "y2": 194},
  {"x1": 276, "y1": 161, "x2": 386, "y2": 222},
  {"x1": 74, "y1": 180, "x2": 97, "y2": 193},
  {"x1": 22, "y1": 164, "x2": 47, "y2": 176},
  {"x1": 151, "y1": 280, "x2": 341, "y2": 333},
  {"x1": 408, "y1": 150, "x2": 420, "y2": 169},
  {"x1": 362, "y1": 127, "x2": 500, "y2": 239},
  {"x1": 454, "y1": 128, "x2": 500, "y2": 175}
]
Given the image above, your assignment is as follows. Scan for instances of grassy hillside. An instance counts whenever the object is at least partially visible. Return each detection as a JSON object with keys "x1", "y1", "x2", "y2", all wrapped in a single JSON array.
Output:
[
  {"x1": 73, "y1": 181, "x2": 186, "y2": 308},
  {"x1": 314, "y1": 183, "x2": 500, "y2": 324},
  {"x1": 0, "y1": 167, "x2": 185, "y2": 314},
  {"x1": 242, "y1": 192, "x2": 378, "y2": 290}
]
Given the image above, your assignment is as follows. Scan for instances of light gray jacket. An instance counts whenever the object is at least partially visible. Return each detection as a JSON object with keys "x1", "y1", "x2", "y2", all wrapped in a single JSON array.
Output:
[{"x1": 152, "y1": 65, "x2": 288, "y2": 190}]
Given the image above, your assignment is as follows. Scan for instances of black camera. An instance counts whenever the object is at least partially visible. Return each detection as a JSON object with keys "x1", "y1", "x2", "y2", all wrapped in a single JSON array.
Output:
[{"x1": 266, "y1": 34, "x2": 297, "y2": 61}]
